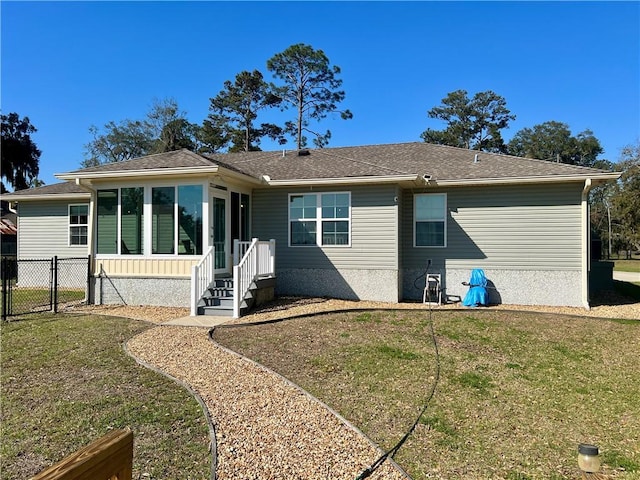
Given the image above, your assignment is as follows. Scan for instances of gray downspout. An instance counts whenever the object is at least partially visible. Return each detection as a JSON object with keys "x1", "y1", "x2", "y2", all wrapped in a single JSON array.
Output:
[{"x1": 581, "y1": 178, "x2": 593, "y2": 309}]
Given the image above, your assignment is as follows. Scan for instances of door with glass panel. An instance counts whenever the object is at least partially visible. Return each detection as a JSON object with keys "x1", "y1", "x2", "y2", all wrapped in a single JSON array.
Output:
[{"x1": 212, "y1": 196, "x2": 227, "y2": 271}]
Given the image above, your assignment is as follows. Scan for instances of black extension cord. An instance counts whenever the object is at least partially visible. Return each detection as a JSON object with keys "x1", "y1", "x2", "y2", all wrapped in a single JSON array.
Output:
[{"x1": 355, "y1": 262, "x2": 441, "y2": 480}]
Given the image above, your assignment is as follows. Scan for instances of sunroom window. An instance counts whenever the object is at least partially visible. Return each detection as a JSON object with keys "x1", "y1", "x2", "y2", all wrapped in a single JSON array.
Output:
[
  {"x1": 289, "y1": 192, "x2": 351, "y2": 246},
  {"x1": 121, "y1": 187, "x2": 144, "y2": 255},
  {"x1": 96, "y1": 184, "x2": 203, "y2": 256},
  {"x1": 414, "y1": 193, "x2": 446, "y2": 247},
  {"x1": 97, "y1": 190, "x2": 117, "y2": 254},
  {"x1": 152, "y1": 185, "x2": 203, "y2": 255}
]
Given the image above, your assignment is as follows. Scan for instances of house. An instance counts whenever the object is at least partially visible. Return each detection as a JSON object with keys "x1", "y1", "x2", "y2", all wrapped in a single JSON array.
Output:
[
  {"x1": 1, "y1": 142, "x2": 620, "y2": 315},
  {"x1": 1, "y1": 208, "x2": 18, "y2": 257}
]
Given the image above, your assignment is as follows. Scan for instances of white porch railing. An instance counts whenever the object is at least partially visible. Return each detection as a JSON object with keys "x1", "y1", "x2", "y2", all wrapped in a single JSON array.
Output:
[
  {"x1": 190, "y1": 245, "x2": 215, "y2": 316},
  {"x1": 233, "y1": 238, "x2": 276, "y2": 318}
]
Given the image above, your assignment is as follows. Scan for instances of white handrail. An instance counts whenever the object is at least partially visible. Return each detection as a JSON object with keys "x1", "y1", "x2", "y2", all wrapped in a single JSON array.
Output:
[
  {"x1": 190, "y1": 245, "x2": 214, "y2": 316},
  {"x1": 233, "y1": 238, "x2": 275, "y2": 318}
]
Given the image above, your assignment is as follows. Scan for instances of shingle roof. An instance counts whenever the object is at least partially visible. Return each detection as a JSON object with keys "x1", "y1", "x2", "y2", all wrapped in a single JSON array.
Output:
[
  {"x1": 204, "y1": 142, "x2": 612, "y2": 182},
  {"x1": 1, "y1": 181, "x2": 89, "y2": 198},
  {"x1": 65, "y1": 149, "x2": 216, "y2": 174},
  {"x1": 2, "y1": 143, "x2": 616, "y2": 202}
]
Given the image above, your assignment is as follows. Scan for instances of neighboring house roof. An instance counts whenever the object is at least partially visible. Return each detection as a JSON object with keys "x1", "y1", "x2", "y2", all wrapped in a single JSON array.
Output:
[{"x1": 0, "y1": 216, "x2": 17, "y2": 236}]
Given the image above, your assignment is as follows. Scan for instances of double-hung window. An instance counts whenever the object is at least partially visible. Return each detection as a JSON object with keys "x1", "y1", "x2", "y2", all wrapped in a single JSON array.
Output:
[
  {"x1": 289, "y1": 192, "x2": 351, "y2": 246},
  {"x1": 69, "y1": 204, "x2": 88, "y2": 246},
  {"x1": 414, "y1": 193, "x2": 447, "y2": 247}
]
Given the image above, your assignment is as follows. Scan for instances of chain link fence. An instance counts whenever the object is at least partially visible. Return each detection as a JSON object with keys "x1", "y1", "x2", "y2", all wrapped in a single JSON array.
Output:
[{"x1": 1, "y1": 256, "x2": 90, "y2": 321}]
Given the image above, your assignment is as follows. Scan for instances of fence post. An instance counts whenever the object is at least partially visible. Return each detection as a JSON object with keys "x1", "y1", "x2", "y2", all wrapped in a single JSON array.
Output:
[
  {"x1": 2, "y1": 257, "x2": 7, "y2": 321},
  {"x1": 86, "y1": 255, "x2": 92, "y2": 305},
  {"x1": 53, "y1": 256, "x2": 58, "y2": 314}
]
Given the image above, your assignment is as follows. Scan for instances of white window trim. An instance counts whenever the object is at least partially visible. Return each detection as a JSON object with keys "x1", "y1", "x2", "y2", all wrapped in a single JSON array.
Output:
[
  {"x1": 414, "y1": 193, "x2": 447, "y2": 248},
  {"x1": 68, "y1": 203, "x2": 89, "y2": 247},
  {"x1": 95, "y1": 181, "x2": 207, "y2": 258},
  {"x1": 288, "y1": 192, "x2": 352, "y2": 247}
]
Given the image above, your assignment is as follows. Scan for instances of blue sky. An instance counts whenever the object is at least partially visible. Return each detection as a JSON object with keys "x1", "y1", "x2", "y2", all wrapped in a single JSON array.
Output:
[{"x1": 2, "y1": 1, "x2": 639, "y2": 187}]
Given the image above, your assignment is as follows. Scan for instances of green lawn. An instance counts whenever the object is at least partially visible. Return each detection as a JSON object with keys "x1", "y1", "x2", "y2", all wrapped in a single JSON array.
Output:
[
  {"x1": 614, "y1": 259, "x2": 640, "y2": 273},
  {"x1": 1, "y1": 314, "x2": 210, "y2": 480},
  {"x1": 1, "y1": 286, "x2": 86, "y2": 317},
  {"x1": 214, "y1": 310, "x2": 640, "y2": 480}
]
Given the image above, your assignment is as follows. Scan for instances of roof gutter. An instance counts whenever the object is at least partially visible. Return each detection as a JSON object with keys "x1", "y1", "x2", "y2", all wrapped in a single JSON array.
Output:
[
  {"x1": 56, "y1": 165, "x2": 265, "y2": 186},
  {"x1": 55, "y1": 165, "x2": 221, "y2": 181},
  {"x1": 1, "y1": 192, "x2": 91, "y2": 202},
  {"x1": 263, "y1": 174, "x2": 422, "y2": 186},
  {"x1": 430, "y1": 172, "x2": 621, "y2": 187}
]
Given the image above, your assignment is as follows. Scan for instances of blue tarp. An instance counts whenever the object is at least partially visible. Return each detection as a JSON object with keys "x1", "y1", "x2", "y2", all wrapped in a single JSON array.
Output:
[{"x1": 461, "y1": 269, "x2": 489, "y2": 307}]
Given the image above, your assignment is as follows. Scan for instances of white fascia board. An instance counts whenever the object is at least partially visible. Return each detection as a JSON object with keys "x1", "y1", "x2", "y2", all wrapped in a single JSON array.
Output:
[
  {"x1": 265, "y1": 174, "x2": 421, "y2": 186},
  {"x1": 55, "y1": 165, "x2": 220, "y2": 180},
  {"x1": 55, "y1": 165, "x2": 264, "y2": 186},
  {"x1": 1, "y1": 193, "x2": 91, "y2": 202},
  {"x1": 431, "y1": 172, "x2": 621, "y2": 187}
]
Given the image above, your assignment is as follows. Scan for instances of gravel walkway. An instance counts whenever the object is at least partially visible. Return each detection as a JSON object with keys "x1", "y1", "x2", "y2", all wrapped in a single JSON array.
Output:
[
  {"x1": 87, "y1": 295, "x2": 638, "y2": 479},
  {"x1": 127, "y1": 325, "x2": 407, "y2": 480}
]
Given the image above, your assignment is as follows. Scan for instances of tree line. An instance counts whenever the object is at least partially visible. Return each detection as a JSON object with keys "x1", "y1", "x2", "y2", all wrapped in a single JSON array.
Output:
[
  {"x1": 83, "y1": 43, "x2": 352, "y2": 166},
  {"x1": 1, "y1": 42, "x2": 637, "y2": 253}
]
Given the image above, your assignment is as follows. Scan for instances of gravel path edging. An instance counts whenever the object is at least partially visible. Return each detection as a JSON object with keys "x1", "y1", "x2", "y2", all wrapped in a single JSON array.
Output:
[
  {"x1": 207, "y1": 326, "x2": 412, "y2": 479},
  {"x1": 123, "y1": 339, "x2": 218, "y2": 480}
]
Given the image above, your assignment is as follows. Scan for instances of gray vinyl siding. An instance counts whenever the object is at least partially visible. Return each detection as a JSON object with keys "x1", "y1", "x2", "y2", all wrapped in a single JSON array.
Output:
[
  {"x1": 17, "y1": 201, "x2": 89, "y2": 258},
  {"x1": 402, "y1": 183, "x2": 583, "y2": 271},
  {"x1": 252, "y1": 184, "x2": 399, "y2": 270}
]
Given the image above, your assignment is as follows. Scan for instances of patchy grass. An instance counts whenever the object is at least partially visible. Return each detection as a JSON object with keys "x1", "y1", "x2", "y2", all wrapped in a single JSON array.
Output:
[
  {"x1": 1, "y1": 314, "x2": 210, "y2": 479},
  {"x1": 614, "y1": 259, "x2": 640, "y2": 273},
  {"x1": 213, "y1": 310, "x2": 640, "y2": 480},
  {"x1": 2, "y1": 286, "x2": 86, "y2": 316}
]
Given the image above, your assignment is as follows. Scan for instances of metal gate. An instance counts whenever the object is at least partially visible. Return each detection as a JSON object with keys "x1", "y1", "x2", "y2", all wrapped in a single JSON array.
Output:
[{"x1": 1, "y1": 256, "x2": 91, "y2": 321}]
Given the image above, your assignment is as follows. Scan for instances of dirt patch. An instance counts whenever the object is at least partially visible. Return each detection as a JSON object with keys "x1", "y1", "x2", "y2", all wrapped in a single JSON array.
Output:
[{"x1": 66, "y1": 295, "x2": 639, "y2": 325}]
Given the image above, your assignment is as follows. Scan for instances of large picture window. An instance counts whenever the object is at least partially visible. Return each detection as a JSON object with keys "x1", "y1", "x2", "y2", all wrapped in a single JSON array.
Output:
[
  {"x1": 289, "y1": 192, "x2": 350, "y2": 246},
  {"x1": 69, "y1": 204, "x2": 88, "y2": 246},
  {"x1": 414, "y1": 193, "x2": 447, "y2": 247}
]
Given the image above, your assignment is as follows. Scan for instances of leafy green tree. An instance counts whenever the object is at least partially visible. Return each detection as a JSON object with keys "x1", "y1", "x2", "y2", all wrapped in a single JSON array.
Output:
[
  {"x1": 82, "y1": 98, "x2": 199, "y2": 167},
  {"x1": 508, "y1": 121, "x2": 603, "y2": 166},
  {"x1": 147, "y1": 98, "x2": 197, "y2": 153},
  {"x1": 421, "y1": 90, "x2": 515, "y2": 152},
  {"x1": 194, "y1": 119, "x2": 228, "y2": 154},
  {"x1": 267, "y1": 43, "x2": 352, "y2": 149},
  {"x1": 83, "y1": 120, "x2": 153, "y2": 167},
  {"x1": 208, "y1": 70, "x2": 283, "y2": 152},
  {"x1": 612, "y1": 141, "x2": 640, "y2": 254},
  {"x1": 589, "y1": 158, "x2": 616, "y2": 257},
  {"x1": 1, "y1": 113, "x2": 41, "y2": 192}
]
